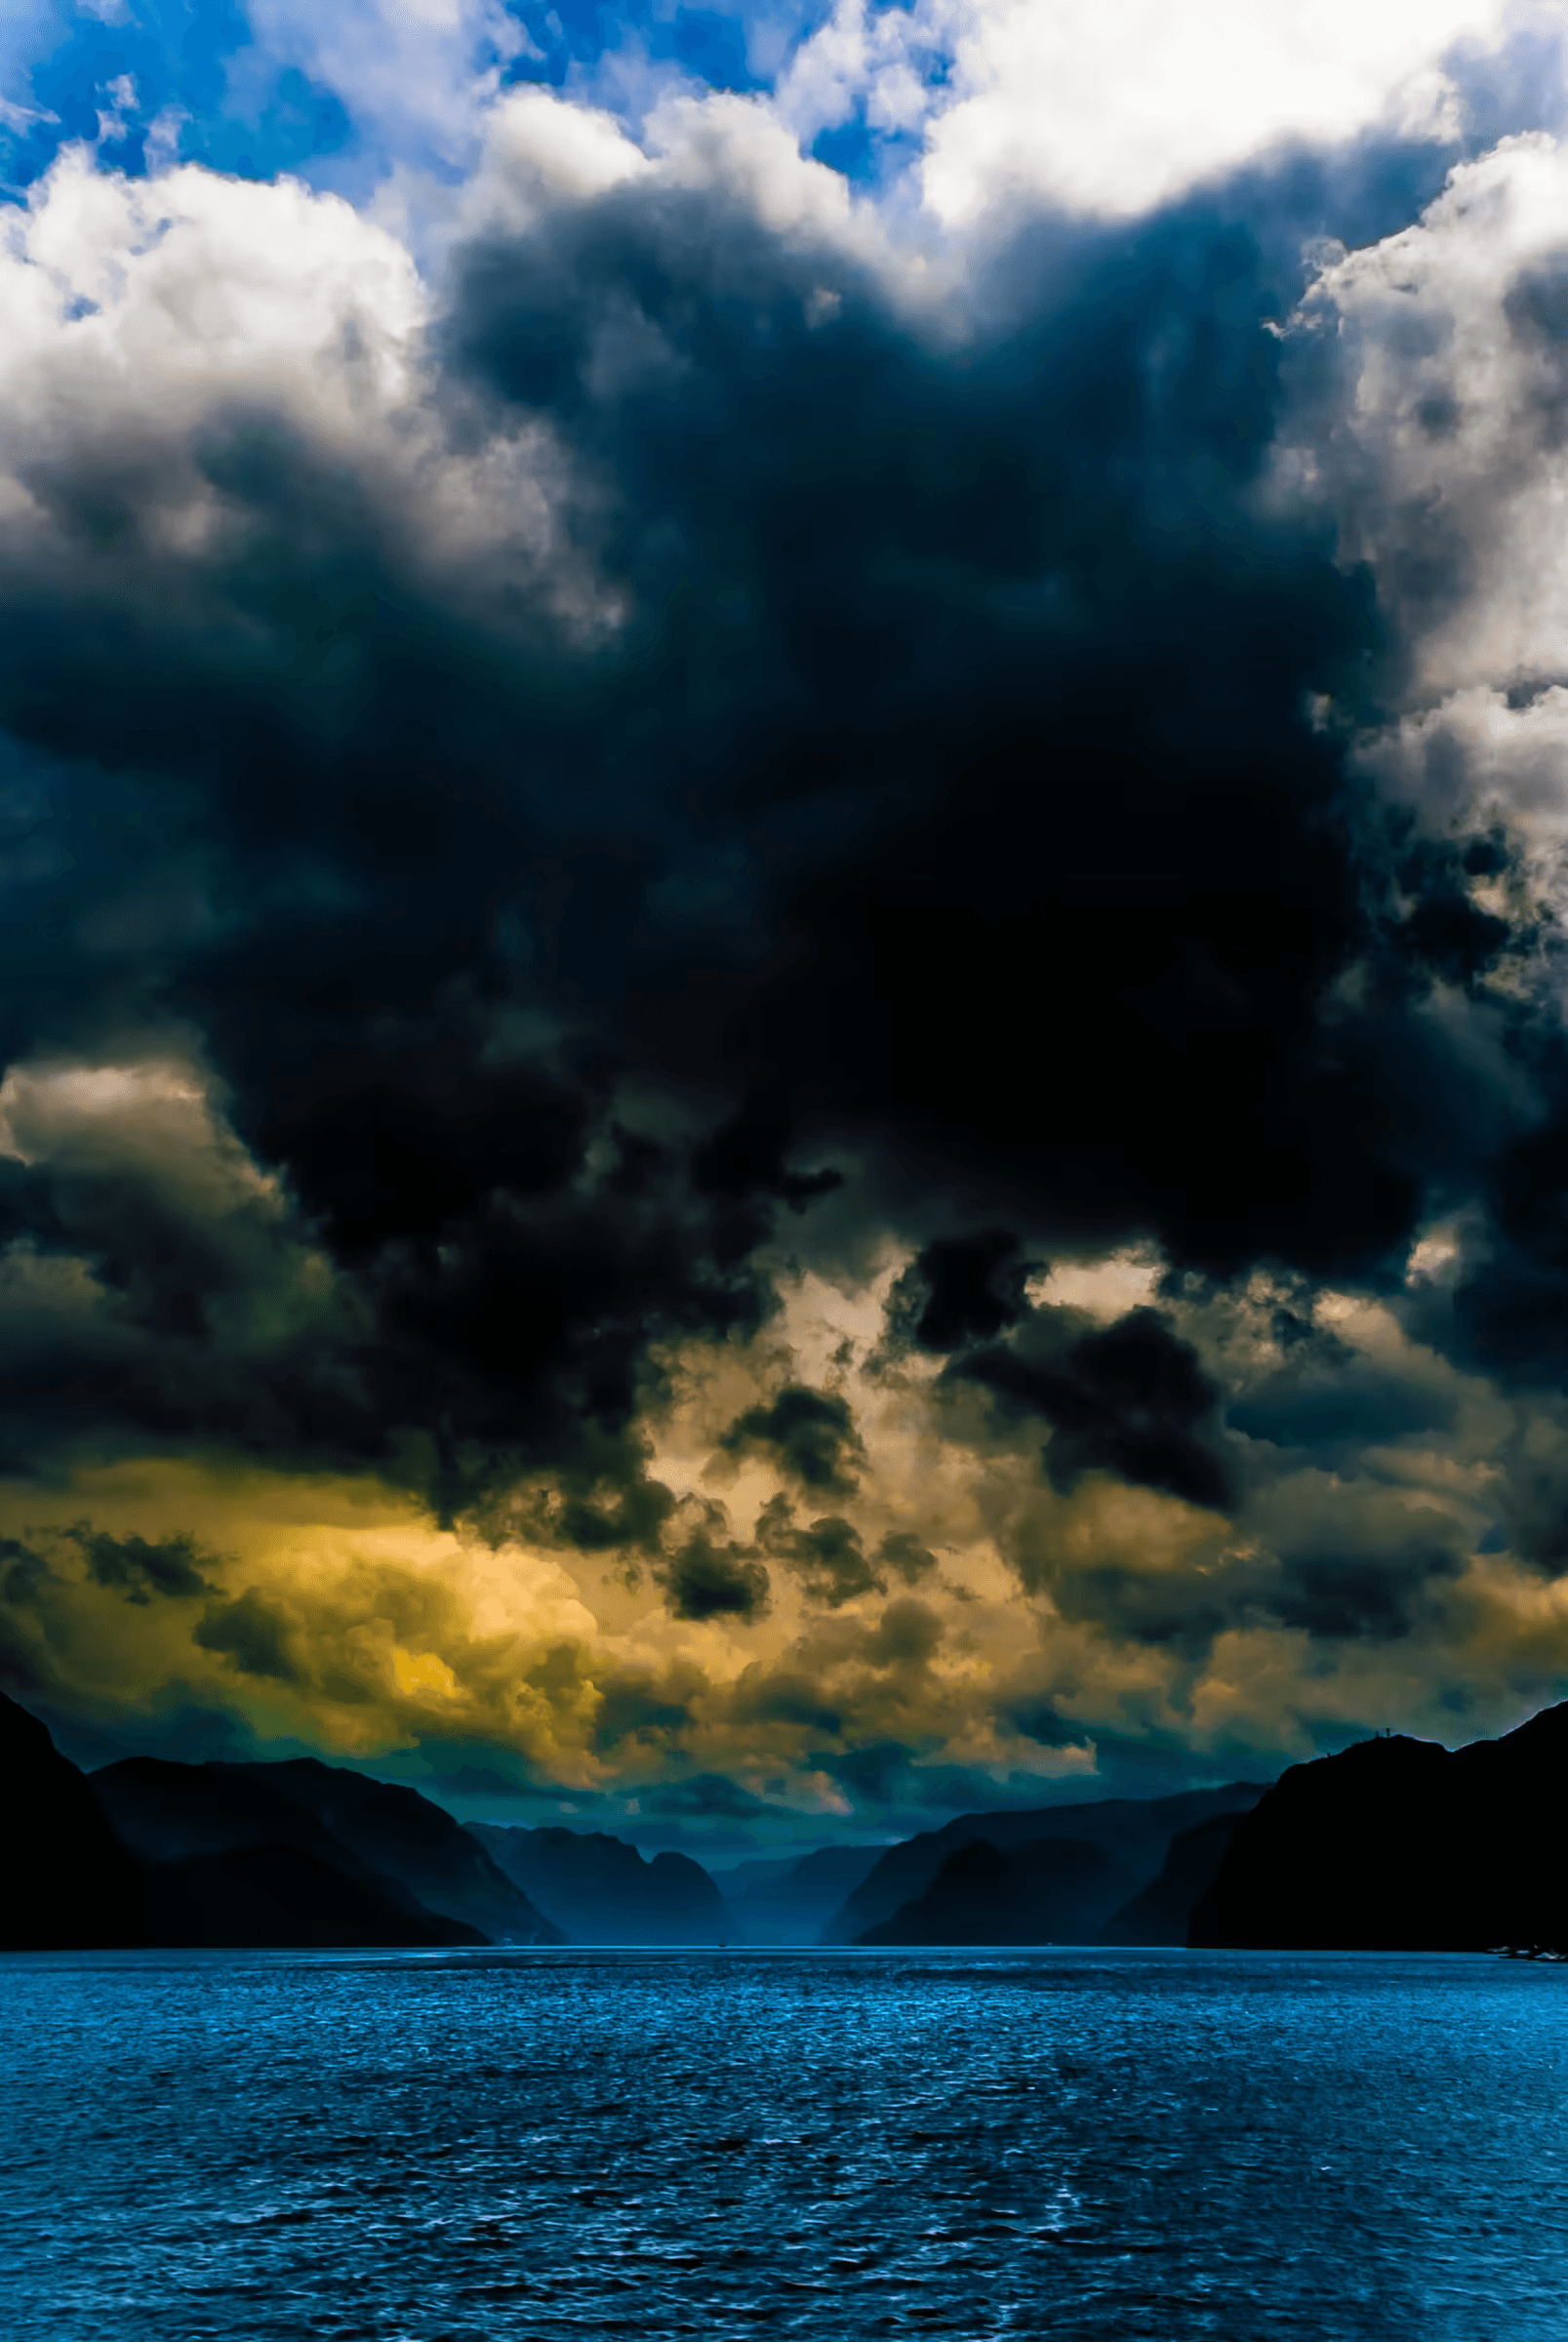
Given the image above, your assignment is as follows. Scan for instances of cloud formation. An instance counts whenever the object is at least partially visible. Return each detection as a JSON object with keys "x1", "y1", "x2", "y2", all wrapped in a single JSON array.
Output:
[{"x1": 4, "y1": 26, "x2": 1568, "y2": 1842}]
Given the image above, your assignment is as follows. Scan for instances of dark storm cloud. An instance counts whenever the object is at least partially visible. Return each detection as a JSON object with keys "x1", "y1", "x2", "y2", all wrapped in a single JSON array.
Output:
[
  {"x1": 439, "y1": 151, "x2": 1568, "y2": 1387},
  {"x1": 1443, "y1": 1115, "x2": 1568, "y2": 1393},
  {"x1": 817, "y1": 1741, "x2": 914, "y2": 1803},
  {"x1": 734, "y1": 1671, "x2": 844, "y2": 1735},
  {"x1": 2, "y1": 123, "x2": 1565, "y2": 1550},
  {"x1": 0, "y1": 1047, "x2": 774, "y2": 1521},
  {"x1": 442, "y1": 182, "x2": 1413, "y2": 1299},
  {"x1": 1227, "y1": 1345, "x2": 1459, "y2": 1462},
  {"x1": 1266, "y1": 1534, "x2": 1467, "y2": 1638},
  {"x1": 0, "y1": 1522, "x2": 216, "y2": 1614},
  {"x1": 591, "y1": 1669, "x2": 697, "y2": 1756},
  {"x1": 754, "y1": 1497, "x2": 886, "y2": 1607},
  {"x1": 0, "y1": 1537, "x2": 49, "y2": 1612},
  {"x1": 1010, "y1": 1545, "x2": 1250, "y2": 1650},
  {"x1": 67, "y1": 1524, "x2": 215, "y2": 1604},
  {"x1": 876, "y1": 1531, "x2": 938, "y2": 1585},
  {"x1": 1010, "y1": 1703, "x2": 1093, "y2": 1751},
  {"x1": 949, "y1": 1306, "x2": 1234, "y2": 1513},
  {"x1": 193, "y1": 1587, "x2": 302, "y2": 1680},
  {"x1": 862, "y1": 1596, "x2": 944, "y2": 1668},
  {"x1": 719, "y1": 1386, "x2": 864, "y2": 1497},
  {"x1": 0, "y1": 1520, "x2": 217, "y2": 1610},
  {"x1": 798, "y1": 1744, "x2": 1044, "y2": 1821},
  {"x1": 1461, "y1": 1404, "x2": 1568, "y2": 1571},
  {"x1": 889, "y1": 1232, "x2": 1035, "y2": 1353},
  {"x1": 656, "y1": 1504, "x2": 772, "y2": 1621},
  {"x1": 635, "y1": 1773, "x2": 779, "y2": 1820},
  {"x1": 1004, "y1": 1456, "x2": 1474, "y2": 1647}
]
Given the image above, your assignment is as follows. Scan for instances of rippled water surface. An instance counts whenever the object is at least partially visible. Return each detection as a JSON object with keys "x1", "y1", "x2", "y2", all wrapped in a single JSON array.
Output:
[{"x1": 6, "y1": 1948, "x2": 1568, "y2": 2339}]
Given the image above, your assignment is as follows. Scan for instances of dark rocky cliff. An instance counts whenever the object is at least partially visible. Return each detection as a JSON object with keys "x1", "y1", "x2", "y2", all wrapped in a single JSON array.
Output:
[
  {"x1": 1191, "y1": 1706, "x2": 1568, "y2": 1949},
  {"x1": 0, "y1": 1690, "x2": 143, "y2": 1948}
]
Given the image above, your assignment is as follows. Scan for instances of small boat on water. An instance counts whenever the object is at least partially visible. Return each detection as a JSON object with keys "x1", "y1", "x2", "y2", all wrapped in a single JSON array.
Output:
[{"x1": 1494, "y1": 1945, "x2": 1568, "y2": 1960}]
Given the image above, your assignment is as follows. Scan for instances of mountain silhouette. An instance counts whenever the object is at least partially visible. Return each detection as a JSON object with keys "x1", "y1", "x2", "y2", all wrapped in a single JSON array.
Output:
[
  {"x1": 825, "y1": 1785, "x2": 1266, "y2": 1945},
  {"x1": 1191, "y1": 1705, "x2": 1568, "y2": 1949},
  {"x1": 223, "y1": 1760, "x2": 556, "y2": 1943},
  {"x1": 0, "y1": 1690, "x2": 142, "y2": 1948},
  {"x1": 95, "y1": 1756, "x2": 561, "y2": 1946},
  {"x1": 859, "y1": 1835, "x2": 1140, "y2": 1946},
  {"x1": 141, "y1": 1841, "x2": 474, "y2": 1949},
  {"x1": 1099, "y1": 1812, "x2": 1247, "y2": 1944},
  {"x1": 0, "y1": 1694, "x2": 563, "y2": 1948},
  {"x1": 714, "y1": 1844, "x2": 887, "y2": 1945},
  {"x1": 472, "y1": 1825, "x2": 727, "y2": 1944}
]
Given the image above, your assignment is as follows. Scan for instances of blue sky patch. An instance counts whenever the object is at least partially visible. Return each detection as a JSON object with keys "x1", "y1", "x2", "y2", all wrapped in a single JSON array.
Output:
[{"x1": 1, "y1": 0, "x2": 855, "y2": 200}]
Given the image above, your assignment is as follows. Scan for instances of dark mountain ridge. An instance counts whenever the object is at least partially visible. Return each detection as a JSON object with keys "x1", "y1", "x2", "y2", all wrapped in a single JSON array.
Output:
[
  {"x1": 859, "y1": 1834, "x2": 1141, "y2": 1946},
  {"x1": 0, "y1": 1693, "x2": 561, "y2": 1948},
  {"x1": 0, "y1": 1690, "x2": 144, "y2": 1949},
  {"x1": 92, "y1": 1754, "x2": 476, "y2": 1947},
  {"x1": 222, "y1": 1759, "x2": 549, "y2": 1943},
  {"x1": 62, "y1": 1679, "x2": 1568, "y2": 1955},
  {"x1": 825, "y1": 1783, "x2": 1267, "y2": 1944},
  {"x1": 472, "y1": 1824, "x2": 728, "y2": 1944},
  {"x1": 1192, "y1": 1704, "x2": 1568, "y2": 1950},
  {"x1": 1102, "y1": 1812, "x2": 1249, "y2": 1945},
  {"x1": 95, "y1": 1754, "x2": 559, "y2": 1945},
  {"x1": 714, "y1": 1844, "x2": 887, "y2": 1945}
]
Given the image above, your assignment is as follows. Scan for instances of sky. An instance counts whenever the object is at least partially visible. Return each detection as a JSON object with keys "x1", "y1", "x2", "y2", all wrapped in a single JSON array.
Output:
[{"x1": 7, "y1": 0, "x2": 1568, "y2": 1857}]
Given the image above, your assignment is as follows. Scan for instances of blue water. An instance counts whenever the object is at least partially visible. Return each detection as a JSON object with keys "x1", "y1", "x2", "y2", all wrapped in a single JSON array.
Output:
[{"x1": 4, "y1": 1949, "x2": 1567, "y2": 2339}]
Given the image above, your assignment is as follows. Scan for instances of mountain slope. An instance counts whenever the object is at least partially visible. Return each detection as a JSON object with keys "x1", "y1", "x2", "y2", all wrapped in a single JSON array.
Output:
[
  {"x1": 473, "y1": 1825, "x2": 725, "y2": 1944},
  {"x1": 1099, "y1": 1812, "x2": 1246, "y2": 1945},
  {"x1": 230, "y1": 1760, "x2": 558, "y2": 1943},
  {"x1": 0, "y1": 1690, "x2": 143, "y2": 1949},
  {"x1": 93, "y1": 1752, "x2": 562, "y2": 1945},
  {"x1": 715, "y1": 1844, "x2": 887, "y2": 1945},
  {"x1": 1191, "y1": 1704, "x2": 1568, "y2": 1950},
  {"x1": 93, "y1": 1756, "x2": 486, "y2": 1946},
  {"x1": 140, "y1": 1843, "x2": 468, "y2": 1949},
  {"x1": 859, "y1": 1835, "x2": 1139, "y2": 1946},
  {"x1": 824, "y1": 1784, "x2": 1267, "y2": 1944}
]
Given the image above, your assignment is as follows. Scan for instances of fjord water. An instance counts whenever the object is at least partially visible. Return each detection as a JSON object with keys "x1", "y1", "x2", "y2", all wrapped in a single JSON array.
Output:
[{"x1": 5, "y1": 1951, "x2": 1566, "y2": 2340}]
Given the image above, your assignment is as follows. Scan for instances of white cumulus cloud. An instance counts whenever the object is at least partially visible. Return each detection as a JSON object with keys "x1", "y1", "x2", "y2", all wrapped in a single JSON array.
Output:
[
  {"x1": 1278, "y1": 133, "x2": 1568, "y2": 937},
  {"x1": 778, "y1": 0, "x2": 1546, "y2": 223}
]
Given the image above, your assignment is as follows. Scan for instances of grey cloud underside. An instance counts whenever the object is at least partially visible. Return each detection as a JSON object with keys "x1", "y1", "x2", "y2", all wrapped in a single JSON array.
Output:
[{"x1": 3, "y1": 129, "x2": 1568, "y2": 1646}]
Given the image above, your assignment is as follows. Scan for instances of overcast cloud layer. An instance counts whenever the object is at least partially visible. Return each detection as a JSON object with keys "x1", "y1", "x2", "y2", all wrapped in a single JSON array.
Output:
[{"x1": 6, "y1": 1, "x2": 1568, "y2": 1850}]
